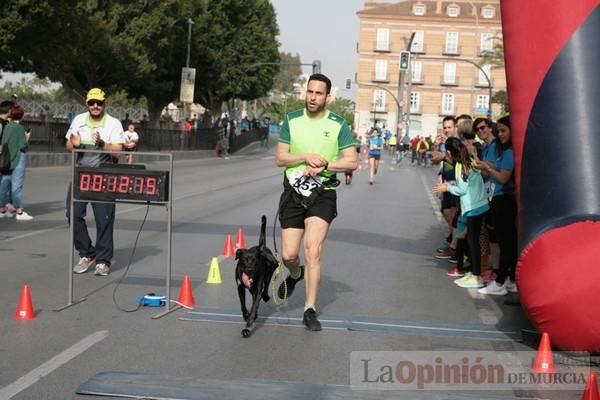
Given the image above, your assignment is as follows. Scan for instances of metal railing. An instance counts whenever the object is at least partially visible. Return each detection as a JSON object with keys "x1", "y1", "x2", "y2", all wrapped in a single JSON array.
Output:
[{"x1": 21, "y1": 120, "x2": 267, "y2": 153}]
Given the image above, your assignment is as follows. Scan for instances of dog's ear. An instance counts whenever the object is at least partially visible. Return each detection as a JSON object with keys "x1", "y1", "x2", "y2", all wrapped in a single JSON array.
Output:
[{"x1": 235, "y1": 249, "x2": 243, "y2": 260}]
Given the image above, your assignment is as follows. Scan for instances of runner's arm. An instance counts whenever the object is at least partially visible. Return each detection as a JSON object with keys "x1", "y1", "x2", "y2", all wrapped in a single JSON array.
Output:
[{"x1": 275, "y1": 142, "x2": 327, "y2": 168}]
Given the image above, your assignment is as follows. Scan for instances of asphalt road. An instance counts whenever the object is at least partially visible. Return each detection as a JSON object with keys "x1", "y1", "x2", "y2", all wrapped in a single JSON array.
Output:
[{"x1": 0, "y1": 146, "x2": 588, "y2": 399}]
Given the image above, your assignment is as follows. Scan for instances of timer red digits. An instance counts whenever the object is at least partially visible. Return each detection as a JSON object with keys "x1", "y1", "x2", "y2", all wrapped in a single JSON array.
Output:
[{"x1": 74, "y1": 167, "x2": 168, "y2": 202}]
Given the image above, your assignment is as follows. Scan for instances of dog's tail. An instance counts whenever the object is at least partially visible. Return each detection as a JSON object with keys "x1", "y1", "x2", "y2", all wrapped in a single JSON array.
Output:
[{"x1": 259, "y1": 215, "x2": 267, "y2": 251}]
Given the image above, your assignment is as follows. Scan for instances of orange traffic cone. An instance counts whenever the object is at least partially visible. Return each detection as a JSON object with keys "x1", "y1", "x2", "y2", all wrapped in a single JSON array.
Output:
[
  {"x1": 176, "y1": 275, "x2": 195, "y2": 309},
  {"x1": 15, "y1": 284, "x2": 35, "y2": 320},
  {"x1": 582, "y1": 373, "x2": 599, "y2": 400},
  {"x1": 532, "y1": 332, "x2": 556, "y2": 373},
  {"x1": 235, "y1": 228, "x2": 246, "y2": 250},
  {"x1": 222, "y1": 234, "x2": 235, "y2": 257}
]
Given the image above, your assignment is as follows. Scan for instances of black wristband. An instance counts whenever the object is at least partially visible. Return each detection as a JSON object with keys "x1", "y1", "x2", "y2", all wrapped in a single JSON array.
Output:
[{"x1": 324, "y1": 161, "x2": 329, "y2": 170}]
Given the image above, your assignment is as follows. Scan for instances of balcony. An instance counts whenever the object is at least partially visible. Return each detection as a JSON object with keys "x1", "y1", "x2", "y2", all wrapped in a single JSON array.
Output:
[
  {"x1": 439, "y1": 106, "x2": 456, "y2": 116},
  {"x1": 409, "y1": 107, "x2": 422, "y2": 115},
  {"x1": 373, "y1": 42, "x2": 392, "y2": 53},
  {"x1": 440, "y1": 75, "x2": 460, "y2": 87},
  {"x1": 371, "y1": 73, "x2": 390, "y2": 84},
  {"x1": 410, "y1": 44, "x2": 427, "y2": 55},
  {"x1": 411, "y1": 75, "x2": 424, "y2": 85},
  {"x1": 478, "y1": 46, "x2": 494, "y2": 56},
  {"x1": 442, "y1": 45, "x2": 461, "y2": 56},
  {"x1": 371, "y1": 103, "x2": 389, "y2": 113}
]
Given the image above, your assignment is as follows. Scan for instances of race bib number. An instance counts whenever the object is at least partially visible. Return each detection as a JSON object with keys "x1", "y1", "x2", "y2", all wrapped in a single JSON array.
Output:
[{"x1": 289, "y1": 170, "x2": 323, "y2": 197}]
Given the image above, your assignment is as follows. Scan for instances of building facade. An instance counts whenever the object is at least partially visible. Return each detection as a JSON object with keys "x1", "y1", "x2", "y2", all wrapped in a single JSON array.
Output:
[{"x1": 356, "y1": 0, "x2": 505, "y2": 137}]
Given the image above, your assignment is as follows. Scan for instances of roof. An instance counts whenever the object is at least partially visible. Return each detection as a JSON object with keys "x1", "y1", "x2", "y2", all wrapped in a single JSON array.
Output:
[{"x1": 357, "y1": 1, "x2": 501, "y2": 21}]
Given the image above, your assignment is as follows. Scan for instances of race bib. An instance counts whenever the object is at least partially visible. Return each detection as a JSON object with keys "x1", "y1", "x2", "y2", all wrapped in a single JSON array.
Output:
[{"x1": 289, "y1": 170, "x2": 323, "y2": 197}]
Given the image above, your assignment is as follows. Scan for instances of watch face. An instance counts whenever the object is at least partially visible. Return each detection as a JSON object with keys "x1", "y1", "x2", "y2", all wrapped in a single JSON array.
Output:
[{"x1": 74, "y1": 167, "x2": 169, "y2": 202}]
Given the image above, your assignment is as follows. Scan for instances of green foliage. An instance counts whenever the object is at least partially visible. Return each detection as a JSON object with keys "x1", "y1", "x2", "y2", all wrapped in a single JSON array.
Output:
[
  {"x1": 479, "y1": 32, "x2": 505, "y2": 69},
  {"x1": 273, "y1": 52, "x2": 303, "y2": 93},
  {"x1": 491, "y1": 90, "x2": 509, "y2": 113},
  {"x1": 0, "y1": 0, "x2": 280, "y2": 124},
  {"x1": 328, "y1": 98, "x2": 355, "y2": 127}
]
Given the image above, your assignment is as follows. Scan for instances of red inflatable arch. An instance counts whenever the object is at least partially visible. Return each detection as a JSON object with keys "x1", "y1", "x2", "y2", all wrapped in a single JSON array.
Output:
[{"x1": 501, "y1": 1, "x2": 600, "y2": 351}]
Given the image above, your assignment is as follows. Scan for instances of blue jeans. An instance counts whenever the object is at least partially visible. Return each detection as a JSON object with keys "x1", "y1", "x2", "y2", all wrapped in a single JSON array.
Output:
[{"x1": 0, "y1": 152, "x2": 26, "y2": 208}]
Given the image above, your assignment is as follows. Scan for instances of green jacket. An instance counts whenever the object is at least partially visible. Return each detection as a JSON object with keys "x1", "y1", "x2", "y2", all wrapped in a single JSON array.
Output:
[
  {"x1": 1, "y1": 122, "x2": 27, "y2": 170},
  {"x1": 447, "y1": 163, "x2": 489, "y2": 215}
]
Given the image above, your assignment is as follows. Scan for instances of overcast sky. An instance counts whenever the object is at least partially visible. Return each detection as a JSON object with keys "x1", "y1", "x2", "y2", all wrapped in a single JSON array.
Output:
[{"x1": 270, "y1": 0, "x2": 398, "y2": 100}]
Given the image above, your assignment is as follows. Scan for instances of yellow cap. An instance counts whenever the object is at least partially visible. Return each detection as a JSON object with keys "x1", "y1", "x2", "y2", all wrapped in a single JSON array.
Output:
[{"x1": 86, "y1": 88, "x2": 106, "y2": 102}]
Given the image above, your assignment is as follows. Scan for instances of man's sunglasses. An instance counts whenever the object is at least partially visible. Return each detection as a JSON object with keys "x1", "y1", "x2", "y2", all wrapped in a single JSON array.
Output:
[
  {"x1": 477, "y1": 125, "x2": 489, "y2": 131},
  {"x1": 87, "y1": 100, "x2": 105, "y2": 107}
]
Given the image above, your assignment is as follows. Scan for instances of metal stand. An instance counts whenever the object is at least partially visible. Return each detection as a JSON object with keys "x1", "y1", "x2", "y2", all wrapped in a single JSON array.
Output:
[{"x1": 54, "y1": 149, "x2": 175, "y2": 319}]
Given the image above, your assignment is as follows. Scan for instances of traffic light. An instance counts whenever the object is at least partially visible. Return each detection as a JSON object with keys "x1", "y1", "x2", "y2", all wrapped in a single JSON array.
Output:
[
  {"x1": 345, "y1": 79, "x2": 352, "y2": 90},
  {"x1": 399, "y1": 51, "x2": 411, "y2": 71},
  {"x1": 312, "y1": 59, "x2": 321, "y2": 74}
]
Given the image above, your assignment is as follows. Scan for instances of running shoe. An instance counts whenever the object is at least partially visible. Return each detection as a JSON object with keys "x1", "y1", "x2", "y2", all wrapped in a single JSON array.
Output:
[
  {"x1": 434, "y1": 247, "x2": 456, "y2": 260},
  {"x1": 456, "y1": 275, "x2": 484, "y2": 288},
  {"x1": 446, "y1": 267, "x2": 465, "y2": 277},
  {"x1": 477, "y1": 281, "x2": 508, "y2": 295},
  {"x1": 303, "y1": 308, "x2": 322, "y2": 331},
  {"x1": 277, "y1": 266, "x2": 304, "y2": 299},
  {"x1": 16, "y1": 211, "x2": 33, "y2": 221},
  {"x1": 73, "y1": 257, "x2": 96, "y2": 274},
  {"x1": 481, "y1": 270, "x2": 497, "y2": 283},
  {"x1": 454, "y1": 272, "x2": 472, "y2": 285},
  {"x1": 504, "y1": 278, "x2": 518, "y2": 293},
  {"x1": 94, "y1": 263, "x2": 110, "y2": 276}
]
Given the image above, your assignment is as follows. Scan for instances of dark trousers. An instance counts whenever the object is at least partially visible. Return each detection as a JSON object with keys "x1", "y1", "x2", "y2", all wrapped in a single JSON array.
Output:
[
  {"x1": 67, "y1": 186, "x2": 115, "y2": 265},
  {"x1": 491, "y1": 194, "x2": 518, "y2": 284},
  {"x1": 456, "y1": 213, "x2": 484, "y2": 276}
]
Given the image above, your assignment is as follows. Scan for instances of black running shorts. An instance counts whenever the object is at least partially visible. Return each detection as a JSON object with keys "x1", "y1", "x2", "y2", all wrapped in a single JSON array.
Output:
[
  {"x1": 279, "y1": 180, "x2": 337, "y2": 229},
  {"x1": 441, "y1": 192, "x2": 458, "y2": 211}
]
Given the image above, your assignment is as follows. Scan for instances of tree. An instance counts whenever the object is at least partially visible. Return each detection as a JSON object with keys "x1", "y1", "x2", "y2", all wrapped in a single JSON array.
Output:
[
  {"x1": 491, "y1": 90, "x2": 509, "y2": 113},
  {"x1": 479, "y1": 32, "x2": 505, "y2": 69},
  {"x1": 273, "y1": 52, "x2": 303, "y2": 93},
  {"x1": 0, "y1": 0, "x2": 280, "y2": 125}
]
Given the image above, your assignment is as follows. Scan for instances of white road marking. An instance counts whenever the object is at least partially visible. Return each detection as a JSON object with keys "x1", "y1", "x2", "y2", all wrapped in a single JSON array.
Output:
[
  {"x1": 0, "y1": 330, "x2": 108, "y2": 399},
  {"x1": 419, "y1": 172, "x2": 443, "y2": 222}
]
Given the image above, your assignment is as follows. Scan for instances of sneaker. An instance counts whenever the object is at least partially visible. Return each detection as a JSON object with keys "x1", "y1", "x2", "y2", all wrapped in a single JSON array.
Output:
[
  {"x1": 16, "y1": 211, "x2": 33, "y2": 221},
  {"x1": 447, "y1": 255, "x2": 458, "y2": 263},
  {"x1": 0, "y1": 211, "x2": 14, "y2": 218},
  {"x1": 277, "y1": 266, "x2": 304, "y2": 299},
  {"x1": 94, "y1": 262, "x2": 110, "y2": 276},
  {"x1": 435, "y1": 247, "x2": 456, "y2": 260},
  {"x1": 73, "y1": 256, "x2": 96, "y2": 274},
  {"x1": 477, "y1": 281, "x2": 508, "y2": 295},
  {"x1": 454, "y1": 272, "x2": 472, "y2": 285},
  {"x1": 504, "y1": 278, "x2": 518, "y2": 293},
  {"x1": 481, "y1": 270, "x2": 497, "y2": 283},
  {"x1": 456, "y1": 275, "x2": 484, "y2": 288},
  {"x1": 446, "y1": 267, "x2": 465, "y2": 277},
  {"x1": 303, "y1": 308, "x2": 322, "y2": 331}
]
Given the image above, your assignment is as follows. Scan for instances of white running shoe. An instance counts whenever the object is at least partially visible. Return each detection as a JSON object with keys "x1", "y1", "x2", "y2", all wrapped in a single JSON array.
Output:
[
  {"x1": 478, "y1": 281, "x2": 508, "y2": 295},
  {"x1": 16, "y1": 211, "x2": 33, "y2": 221}
]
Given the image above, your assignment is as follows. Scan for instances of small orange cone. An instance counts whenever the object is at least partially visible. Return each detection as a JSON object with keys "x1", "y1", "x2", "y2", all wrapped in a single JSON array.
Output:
[
  {"x1": 15, "y1": 284, "x2": 35, "y2": 320},
  {"x1": 532, "y1": 332, "x2": 556, "y2": 373},
  {"x1": 582, "y1": 373, "x2": 599, "y2": 400},
  {"x1": 235, "y1": 228, "x2": 246, "y2": 249},
  {"x1": 176, "y1": 275, "x2": 195, "y2": 309},
  {"x1": 222, "y1": 234, "x2": 235, "y2": 257}
]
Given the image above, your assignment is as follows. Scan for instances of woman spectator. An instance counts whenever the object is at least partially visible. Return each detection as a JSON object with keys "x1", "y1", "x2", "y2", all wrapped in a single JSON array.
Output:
[
  {"x1": 0, "y1": 105, "x2": 33, "y2": 220},
  {"x1": 434, "y1": 137, "x2": 489, "y2": 288},
  {"x1": 476, "y1": 114, "x2": 518, "y2": 295}
]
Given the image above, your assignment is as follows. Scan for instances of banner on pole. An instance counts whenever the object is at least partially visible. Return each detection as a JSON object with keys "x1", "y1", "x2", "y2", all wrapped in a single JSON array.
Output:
[{"x1": 180, "y1": 67, "x2": 196, "y2": 103}]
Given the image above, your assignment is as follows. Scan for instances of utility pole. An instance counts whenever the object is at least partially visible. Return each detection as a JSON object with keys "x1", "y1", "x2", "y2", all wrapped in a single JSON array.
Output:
[{"x1": 397, "y1": 32, "x2": 415, "y2": 138}]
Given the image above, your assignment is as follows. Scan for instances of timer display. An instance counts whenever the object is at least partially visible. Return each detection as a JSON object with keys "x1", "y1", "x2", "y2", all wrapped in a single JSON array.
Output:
[{"x1": 74, "y1": 166, "x2": 169, "y2": 202}]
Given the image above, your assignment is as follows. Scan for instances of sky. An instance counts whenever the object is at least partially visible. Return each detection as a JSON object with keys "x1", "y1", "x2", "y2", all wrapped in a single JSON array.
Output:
[{"x1": 270, "y1": 0, "x2": 398, "y2": 100}]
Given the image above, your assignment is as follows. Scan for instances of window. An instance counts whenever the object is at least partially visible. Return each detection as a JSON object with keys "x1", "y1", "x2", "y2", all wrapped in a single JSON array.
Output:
[
  {"x1": 479, "y1": 64, "x2": 492, "y2": 85},
  {"x1": 477, "y1": 95, "x2": 490, "y2": 111},
  {"x1": 480, "y1": 33, "x2": 493, "y2": 53},
  {"x1": 376, "y1": 28, "x2": 390, "y2": 51},
  {"x1": 445, "y1": 32, "x2": 459, "y2": 54},
  {"x1": 444, "y1": 63, "x2": 456, "y2": 84},
  {"x1": 442, "y1": 93, "x2": 454, "y2": 114},
  {"x1": 411, "y1": 61, "x2": 422, "y2": 82},
  {"x1": 375, "y1": 60, "x2": 388, "y2": 81},
  {"x1": 373, "y1": 90, "x2": 386, "y2": 112},
  {"x1": 410, "y1": 92, "x2": 420, "y2": 113},
  {"x1": 411, "y1": 30, "x2": 424, "y2": 52},
  {"x1": 448, "y1": 5, "x2": 460, "y2": 17},
  {"x1": 414, "y1": 4, "x2": 426, "y2": 15},
  {"x1": 482, "y1": 6, "x2": 495, "y2": 18}
]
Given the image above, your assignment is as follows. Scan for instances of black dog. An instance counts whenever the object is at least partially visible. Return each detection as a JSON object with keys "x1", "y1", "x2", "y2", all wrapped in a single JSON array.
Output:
[{"x1": 235, "y1": 215, "x2": 278, "y2": 337}]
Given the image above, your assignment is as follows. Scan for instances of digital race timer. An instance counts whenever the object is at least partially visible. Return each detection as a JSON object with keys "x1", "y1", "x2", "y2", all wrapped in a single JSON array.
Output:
[{"x1": 73, "y1": 166, "x2": 169, "y2": 202}]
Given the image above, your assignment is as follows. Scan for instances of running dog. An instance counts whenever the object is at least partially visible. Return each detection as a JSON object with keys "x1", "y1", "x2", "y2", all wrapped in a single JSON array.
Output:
[{"x1": 235, "y1": 215, "x2": 278, "y2": 337}]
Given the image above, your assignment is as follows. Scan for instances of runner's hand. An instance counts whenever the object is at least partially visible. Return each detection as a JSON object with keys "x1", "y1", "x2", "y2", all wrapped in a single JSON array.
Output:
[
  {"x1": 70, "y1": 131, "x2": 81, "y2": 147},
  {"x1": 305, "y1": 154, "x2": 327, "y2": 168}
]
